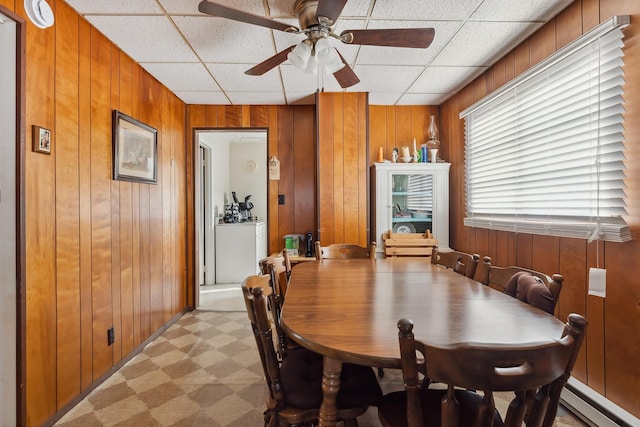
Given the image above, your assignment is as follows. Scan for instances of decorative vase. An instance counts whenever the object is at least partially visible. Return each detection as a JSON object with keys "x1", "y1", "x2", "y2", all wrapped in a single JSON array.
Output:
[{"x1": 427, "y1": 139, "x2": 440, "y2": 163}]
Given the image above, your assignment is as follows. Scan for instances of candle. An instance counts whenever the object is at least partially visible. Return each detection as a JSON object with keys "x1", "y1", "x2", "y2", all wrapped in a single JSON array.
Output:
[
  {"x1": 413, "y1": 138, "x2": 417, "y2": 153},
  {"x1": 378, "y1": 146, "x2": 384, "y2": 162},
  {"x1": 401, "y1": 145, "x2": 410, "y2": 159}
]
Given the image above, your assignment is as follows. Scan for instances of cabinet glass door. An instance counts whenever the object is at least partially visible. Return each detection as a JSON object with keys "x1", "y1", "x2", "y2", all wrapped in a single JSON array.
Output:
[{"x1": 391, "y1": 173, "x2": 433, "y2": 234}]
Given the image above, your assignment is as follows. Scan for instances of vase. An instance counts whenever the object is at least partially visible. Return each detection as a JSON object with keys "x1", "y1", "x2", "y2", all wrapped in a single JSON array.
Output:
[{"x1": 427, "y1": 139, "x2": 440, "y2": 163}]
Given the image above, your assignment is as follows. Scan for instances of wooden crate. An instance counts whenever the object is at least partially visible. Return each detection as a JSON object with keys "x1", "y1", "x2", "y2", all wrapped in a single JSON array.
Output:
[{"x1": 383, "y1": 230, "x2": 438, "y2": 257}]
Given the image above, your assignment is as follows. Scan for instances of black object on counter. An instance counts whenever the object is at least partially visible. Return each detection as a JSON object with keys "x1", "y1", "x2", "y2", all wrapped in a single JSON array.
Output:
[{"x1": 305, "y1": 232, "x2": 314, "y2": 257}]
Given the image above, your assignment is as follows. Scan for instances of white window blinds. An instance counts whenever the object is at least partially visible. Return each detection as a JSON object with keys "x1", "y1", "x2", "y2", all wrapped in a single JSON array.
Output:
[{"x1": 460, "y1": 16, "x2": 630, "y2": 242}]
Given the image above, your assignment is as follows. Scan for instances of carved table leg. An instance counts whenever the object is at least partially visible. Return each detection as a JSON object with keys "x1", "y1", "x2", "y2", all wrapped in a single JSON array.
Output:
[{"x1": 319, "y1": 357, "x2": 342, "y2": 427}]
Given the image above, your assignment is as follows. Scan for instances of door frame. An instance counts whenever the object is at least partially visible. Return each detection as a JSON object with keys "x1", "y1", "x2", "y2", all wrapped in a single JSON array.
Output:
[{"x1": 0, "y1": 4, "x2": 27, "y2": 425}]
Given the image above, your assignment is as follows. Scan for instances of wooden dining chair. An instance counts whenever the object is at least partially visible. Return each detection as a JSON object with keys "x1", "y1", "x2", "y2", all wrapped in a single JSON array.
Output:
[
  {"x1": 315, "y1": 241, "x2": 377, "y2": 260},
  {"x1": 478, "y1": 256, "x2": 563, "y2": 315},
  {"x1": 430, "y1": 246, "x2": 480, "y2": 279},
  {"x1": 241, "y1": 276, "x2": 383, "y2": 427},
  {"x1": 378, "y1": 313, "x2": 587, "y2": 427}
]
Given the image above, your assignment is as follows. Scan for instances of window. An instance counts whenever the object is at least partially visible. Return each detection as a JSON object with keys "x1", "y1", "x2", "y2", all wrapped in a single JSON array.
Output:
[{"x1": 460, "y1": 16, "x2": 630, "y2": 242}]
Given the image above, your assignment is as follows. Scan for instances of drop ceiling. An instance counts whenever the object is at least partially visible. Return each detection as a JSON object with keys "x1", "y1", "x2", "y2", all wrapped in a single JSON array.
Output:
[{"x1": 63, "y1": 0, "x2": 573, "y2": 106}]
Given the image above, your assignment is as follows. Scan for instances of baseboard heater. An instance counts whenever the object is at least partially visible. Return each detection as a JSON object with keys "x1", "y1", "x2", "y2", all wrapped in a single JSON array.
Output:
[{"x1": 561, "y1": 378, "x2": 639, "y2": 427}]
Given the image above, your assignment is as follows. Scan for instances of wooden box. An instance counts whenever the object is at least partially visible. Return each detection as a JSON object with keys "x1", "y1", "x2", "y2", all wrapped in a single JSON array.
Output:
[{"x1": 383, "y1": 230, "x2": 438, "y2": 258}]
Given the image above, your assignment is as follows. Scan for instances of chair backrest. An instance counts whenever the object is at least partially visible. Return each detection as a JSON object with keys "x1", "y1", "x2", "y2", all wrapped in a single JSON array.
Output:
[
  {"x1": 479, "y1": 256, "x2": 563, "y2": 314},
  {"x1": 315, "y1": 241, "x2": 377, "y2": 260},
  {"x1": 396, "y1": 313, "x2": 587, "y2": 427},
  {"x1": 430, "y1": 246, "x2": 480, "y2": 279},
  {"x1": 241, "y1": 276, "x2": 288, "y2": 409}
]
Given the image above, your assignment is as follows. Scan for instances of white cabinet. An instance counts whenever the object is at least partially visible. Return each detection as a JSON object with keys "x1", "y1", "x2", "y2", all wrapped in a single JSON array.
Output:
[
  {"x1": 371, "y1": 162, "x2": 450, "y2": 256},
  {"x1": 215, "y1": 221, "x2": 266, "y2": 283}
]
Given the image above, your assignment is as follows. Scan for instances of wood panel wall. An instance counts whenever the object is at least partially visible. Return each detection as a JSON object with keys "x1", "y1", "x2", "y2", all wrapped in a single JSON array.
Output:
[
  {"x1": 316, "y1": 92, "x2": 369, "y2": 246},
  {"x1": 441, "y1": 0, "x2": 640, "y2": 417},
  {"x1": 185, "y1": 103, "x2": 316, "y2": 282},
  {"x1": 11, "y1": 1, "x2": 189, "y2": 424}
]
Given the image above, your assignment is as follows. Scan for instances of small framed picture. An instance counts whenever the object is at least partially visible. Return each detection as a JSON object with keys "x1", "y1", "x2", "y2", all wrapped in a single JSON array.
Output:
[
  {"x1": 112, "y1": 110, "x2": 158, "y2": 184},
  {"x1": 32, "y1": 125, "x2": 51, "y2": 154}
]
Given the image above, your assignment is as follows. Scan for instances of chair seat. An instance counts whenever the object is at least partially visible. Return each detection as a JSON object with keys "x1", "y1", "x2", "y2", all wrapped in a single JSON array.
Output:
[
  {"x1": 281, "y1": 346, "x2": 383, "y2": 409},
  {"x1": 378, "y1": 388, "x2": 502, "y2": 427}
]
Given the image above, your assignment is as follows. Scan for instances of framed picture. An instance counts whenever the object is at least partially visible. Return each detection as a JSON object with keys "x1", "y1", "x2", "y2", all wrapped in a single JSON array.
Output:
[
  {"x1": 32, "y1": 125, "x2": 51, "y2": 154},
  {"x1": 112, "y1": 110, "x2": 158, "y2": 184}
]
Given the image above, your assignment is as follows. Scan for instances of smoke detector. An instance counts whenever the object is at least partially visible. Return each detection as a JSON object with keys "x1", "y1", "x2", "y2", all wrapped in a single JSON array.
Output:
[{"x1": 25, "y1": 0, "x2": 54, "y2": 29}]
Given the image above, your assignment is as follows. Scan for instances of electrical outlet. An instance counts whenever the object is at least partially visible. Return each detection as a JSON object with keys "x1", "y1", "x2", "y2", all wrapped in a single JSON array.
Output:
[
  {"x1": 278, "y1": 194, "x2": 285, "y2": 205},
  {"x1": 107, "y1": 327, "x2": 115, "y2": 346}
]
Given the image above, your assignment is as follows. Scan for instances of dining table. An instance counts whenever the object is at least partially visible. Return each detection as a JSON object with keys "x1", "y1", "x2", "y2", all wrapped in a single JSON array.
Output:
[{"x1": 281, "y1": 257, "x2": 567, "y2": 427}]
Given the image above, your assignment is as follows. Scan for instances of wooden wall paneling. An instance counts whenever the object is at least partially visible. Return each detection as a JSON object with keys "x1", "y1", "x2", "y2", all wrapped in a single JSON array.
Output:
[
  {"x1": 529, "y1": 20, "x2": 557, "y2": 67},
  {"x1": 394, "y1": 106, "x2": 412, "y2": 152},
  {"x1": 357, "y1": 93, "x2": 368, "y2": 245},
  {"x1": 556, "y1": 0, "x2": 583, "y2": 49},
  {"x1": 250, "y1": 105, "x2": 269, "y2": 127},
  {"x1": 515, "y1": 233, "x2": 533, "y2": 268},
  {"x1": 514, "y1": 40, "x2": 531, "y2": 77},
  {"x1": 292, "y1": 106, "x2": 316, "y2": 236},
  {"x1": 225, "y1": 105, "x2": 242, "y2": 127},
  {"x1": 0, "y1": 0, "x2": 13, "y2": 12},
  {"x1": 110, "y1": 43, "x2": 123, "y2": 365},
  {"x1": 139, "y1": 183, "x2": 151, "y2": 339},
  {"x1": 531, "y1": 235, "x2": 560, "y2": 278},
  {"x1": 130, "y1": 65, "x2": 142, "y2": 347},
  {"x1": 585, "y1": 239, "x2": 605, "y2": 394},
  {"x1": 177, "y1": 102, "x2": 187, "y2": 310},
  {"x1": 317, "y1": 93, "x2": 336, "y2": 243},
  {"x1": 277, "y1": 107, "x2": 295, "y2": 247},
  {"x1": 504, "y1": 51, "x2": 515, "y2": 83},
  {"x1": 582, "y1": 0, "x2": 600, "y2": 31},
  {"x1": 89, "y1": 28, "x2": 114, "y2": 380},
  {"x1": 77, "y1": 17, "x2": 93, "y2": 392},
  {"x1": 161, "y1": 89, "x2": 173, "y2": 323},
  {"x1": 268, "y1": 106, "x2": 280, "y2": 252},
  {"x1": 385, "y1": 107, "x2": 396, "y2": 155},
  {"x1": 54, "y1": 0, "x2": 81, "y2": 409},
  {"x1": 24, "y1": 0, "x2": 57, "y2": 422},
  {"x1": 343, "y1": 95, "x2": 359, "y2": 244},
  {"x1": 495, "y1": 231, "x2": 510, "y2": 267},
  {"x1": 368, "y1": 106, "x2": 385, "y2": 165},
  {"x1": 332, "y1": 94, "x2": 346, "y2": 243},
  {"x1": 118, "y1": 53, "x2": 135, "y2": 356},
  {"x1": 492, "y1": 57, "x2": 506, "y2": 89},
  {"x1": 146, "y1": 78, "x2": 164, "y2": 333},
  {"x1": 603, "y1": 240, "x2": 640, "y2": 416},
  {"x1": 557, "y1": 237, "x2": 588, "y2": 381}
]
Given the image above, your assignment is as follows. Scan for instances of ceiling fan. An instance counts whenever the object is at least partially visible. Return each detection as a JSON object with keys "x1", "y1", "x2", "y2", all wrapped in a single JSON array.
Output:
[{"x1": 198, "y1": 0, "x2": 435, "y2": 88}]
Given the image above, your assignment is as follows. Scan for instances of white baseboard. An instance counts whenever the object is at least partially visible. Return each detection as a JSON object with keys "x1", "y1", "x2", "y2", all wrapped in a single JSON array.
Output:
[{"x1": 560, "y1": 378, "x2": 640, "y2": 427}]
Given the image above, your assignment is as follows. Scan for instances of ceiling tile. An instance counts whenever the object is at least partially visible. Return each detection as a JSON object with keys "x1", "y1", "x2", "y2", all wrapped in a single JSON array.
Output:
[
  {"x1": 368, "y1": 92, "x2": 402, "y2": 106},
  {"x1": 409, "y1": 65, "x2": 486, "y2": 93},
  {"x1": 65, "y1": 0, "x2": 163, "y2": 14},
  {"x1": 371, "y1": 0, "x2": 483, "y2": 20},
  {"x1": 206, "y1": 63, "x2": 284, "y2": 92},
  {"x1": 141, "y1": 63, "x2": 220, "y2": 91},
  {"x1": 174, "y1": 16, "x2": 276, "y2": 63},
  {"x1": 84, "y1": 15, "x2": 198, "y2": 62},
  {"x1": 174, "y1": 91, "x2": 230, "y2": 105},
  {"x1": 161, "y1": 0, "x2": 265, "y2": 15},
  {"x1": 431, "y1": 21, "x2": 536, "y2": 67},
  {"x1": 356, "y1": 20, "x2": 461, "y2": 66},
  {"x1": 350, "y1": 64, "x2": 424, "y2": 93},
  {"x1": 226, "y1": 92, "x2": 286, "y2": 104},
  {"x1": 397, "y1": 93, "x2": 452, "y2": 106},
  {"x1": 471, "y1": 0, "x2": 573, "y2": 21}
]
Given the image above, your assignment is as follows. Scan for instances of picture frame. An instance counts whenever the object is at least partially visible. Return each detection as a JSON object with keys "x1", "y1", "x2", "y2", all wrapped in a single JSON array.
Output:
[
  {"x1": 32, "y1": 125, "x2": 51, "y2": 154},
  {"x1": 112, "y1": 110, "x2": 158, "y2": 184}
]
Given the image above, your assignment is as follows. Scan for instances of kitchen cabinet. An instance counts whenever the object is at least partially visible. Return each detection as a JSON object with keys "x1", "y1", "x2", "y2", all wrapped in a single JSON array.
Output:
[
  {"x1": 371, "y1": 162, "x2": 450, "y2": 256},
  {"x1": 215, "y1": 221, "x2": 266, "y2": 283}
]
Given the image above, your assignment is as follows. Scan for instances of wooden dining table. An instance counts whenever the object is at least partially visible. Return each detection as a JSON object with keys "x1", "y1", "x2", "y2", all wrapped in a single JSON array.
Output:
[{"x1": 281, "y1": 257, "x2": 567, "y2": 427}]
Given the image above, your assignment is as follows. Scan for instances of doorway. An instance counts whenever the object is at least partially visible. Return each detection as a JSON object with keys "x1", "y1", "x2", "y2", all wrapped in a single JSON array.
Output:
[
  {"x1": 0, "y1": 7, "x2": 22, "y2": 426},
  {"x1": 195, "y1": 129, "x2": 268, "y2": 310}
]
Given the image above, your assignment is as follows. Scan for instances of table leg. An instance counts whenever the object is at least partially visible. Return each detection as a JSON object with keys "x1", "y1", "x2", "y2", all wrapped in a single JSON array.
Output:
[{"x1": 319, "y1": 356, "x2": 342, "y2": 427}]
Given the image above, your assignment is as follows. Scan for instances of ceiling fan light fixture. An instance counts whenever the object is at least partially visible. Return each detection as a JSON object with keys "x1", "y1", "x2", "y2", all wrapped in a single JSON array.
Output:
[
  {"x1": 287, "y1": 41, "x2": 312, "y2": 69},
  {"x1": 314, "y1": 37, "x2": 333, "y2": 64}
]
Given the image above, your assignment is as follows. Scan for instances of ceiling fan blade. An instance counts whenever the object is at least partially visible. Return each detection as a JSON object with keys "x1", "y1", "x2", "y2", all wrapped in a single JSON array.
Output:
[
  {"x1": 340, "y1": 28, "x2": 435, "y2": 48},
  {"x1": 198, "y1": 1, "x2": 298, "y2": 33},
  {"x1": 245, "y1": 45, "x2": 296, "y2": 76},
  {"x1": 316, "y1": 0, "x2": 347, "y2": 25},
  {"x1": 333, "y1": 51, "x2": 360, "y2": 88}
]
